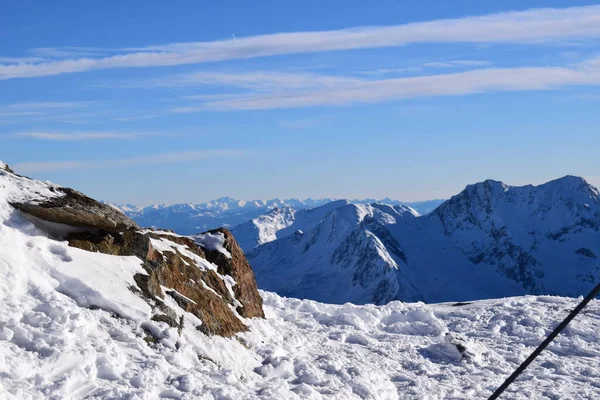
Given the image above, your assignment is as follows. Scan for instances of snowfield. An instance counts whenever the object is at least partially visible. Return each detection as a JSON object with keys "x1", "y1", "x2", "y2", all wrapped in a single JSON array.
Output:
[{"x1": 1, "y1": 168, "x2": 600, "y2": 399}]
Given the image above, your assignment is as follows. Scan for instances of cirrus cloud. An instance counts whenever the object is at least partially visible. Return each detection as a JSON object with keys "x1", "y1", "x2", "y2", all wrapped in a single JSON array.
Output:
[
  {"x1": 2, "y1": 5, "x2": 600, "y2": 80},
  {"x1": 13, "y1": 149, "x2": 253, "y2": 174}
]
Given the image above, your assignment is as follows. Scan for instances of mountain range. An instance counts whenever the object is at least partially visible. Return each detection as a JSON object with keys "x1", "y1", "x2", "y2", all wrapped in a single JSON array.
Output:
[
  {"x1": 108, "y1": 197, "x2": 445, "y2": 234},
  {"x1": 242, "y1": 176, "x2": 600, "y2": 305}
]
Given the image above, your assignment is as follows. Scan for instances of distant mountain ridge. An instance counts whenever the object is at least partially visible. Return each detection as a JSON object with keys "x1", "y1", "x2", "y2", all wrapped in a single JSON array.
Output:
[
  {"x1": 107, "y1": 197, "x2": 444, "y2": 235},
  {"x1": 246, "y1": 176, "x2": 600, "y2": 305}
]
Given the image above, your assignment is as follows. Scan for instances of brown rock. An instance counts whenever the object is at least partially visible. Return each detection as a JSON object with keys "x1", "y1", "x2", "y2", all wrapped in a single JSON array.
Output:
[
  {"x1": 68, "y1": 228, "x2": 261, "y2": 337},
  {"x1": 198, "y1": 228, "x2": 265, "y2": 319},
  {"x1": 11, "y1": 187, "x2": 138, "y2": 233},
  {"x1": 1, "y1": 163, "x2": 14, "y2": 173}
]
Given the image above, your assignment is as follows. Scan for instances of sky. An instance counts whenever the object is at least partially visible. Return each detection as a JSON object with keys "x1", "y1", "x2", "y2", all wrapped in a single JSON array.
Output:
[{"x1": 2, "y1": 1, "x2": 600, "y2": 205}]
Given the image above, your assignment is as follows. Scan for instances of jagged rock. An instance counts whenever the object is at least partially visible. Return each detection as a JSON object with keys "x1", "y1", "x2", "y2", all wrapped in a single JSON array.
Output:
[
  {"x1": 198, "y1": 228, "x2": 265, "y2": 318},
  {"x1": 11, "y1": 187, "x2": 138, "y2": 233},
  {"x1": 1, "y1": 163, "x2": 14, "y2": 173},
  {"x1": 68, "y1": 228, "x2": 262, "y2": 336}
]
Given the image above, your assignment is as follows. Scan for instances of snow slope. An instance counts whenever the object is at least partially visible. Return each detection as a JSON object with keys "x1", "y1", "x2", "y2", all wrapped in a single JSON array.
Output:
[
  {"x1": 3, "y1": 167, "x2": 600, "y2": 398},
  {"x1": 232, "y1": 200, "x2": 359, "y2": 252},
  {"x1": 249, "y1": 176, "x2": 600, "y2": 305},
  {"x1": 248, "y1": 203, "x2": 423, "y2": 304},
  {"x1": 232, "y1": 206, "x2": 297, "y2": 252}
]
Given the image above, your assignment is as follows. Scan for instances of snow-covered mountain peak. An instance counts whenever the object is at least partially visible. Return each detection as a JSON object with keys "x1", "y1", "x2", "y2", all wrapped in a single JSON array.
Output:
[
  {"x1": 539, "y1": 175, "x2": 600, "y2": 202},
  {"x1": 435, "y1": 175, "x2": 600, "y2": 234},
  {"x1": 371, "y1": 203, "x2": 419, "y2": 218}
]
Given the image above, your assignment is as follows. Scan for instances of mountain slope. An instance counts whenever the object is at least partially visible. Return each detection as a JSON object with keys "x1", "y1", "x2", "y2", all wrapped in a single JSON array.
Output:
[
  {"x1": 248, "y1": 203, "x2": 423, "y2": 304},
  {"x1": 232, "y1": 200, "x2": 357, "y2": 252},
  {"x1": 249, "y1": 176, "x2": 600, "y2": 304},
  {"x1": 230, "y1": 205, "x2": 296, "y2": 252}
]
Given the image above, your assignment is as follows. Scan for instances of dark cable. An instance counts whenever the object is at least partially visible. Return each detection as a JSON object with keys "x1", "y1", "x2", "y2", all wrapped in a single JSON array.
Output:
[{"x1": 488, "y1": 282, "x2": 600, "y2": 400}]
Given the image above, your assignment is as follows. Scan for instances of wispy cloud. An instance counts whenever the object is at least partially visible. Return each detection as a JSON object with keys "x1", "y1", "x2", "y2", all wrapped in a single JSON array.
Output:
[
  {"x1": 29, "y1": 46, "x2": 118, "y2": 58},
  {"x1": 13, "y1": 149, "x2": 252, "y2": 173},
  {"x1": 157, "y1": 71, "x2": 362, "y2": 91},
  {"x1": 0, "y1": 101, "x2": 92, "y2": 110},
  {"x1": 279, "y1": 119, "x2": 322, "y2": 129},
  {"x1": 2, "y1": 5, "x2": 600, "y2": 79},
  {"x1": 0, "y1": 111, "x2": 43, "y2": 117},
  {"x1": 182, "y1": 93, "x2": 246, "y2": 101},
  {"x1": 11, "y1": 131, "x2": 157, "y2": 141},
  {"x1": 170, "y1": 58, "x2": 600, "y2": 111},
  {"x1": 0, "y1": 57, "x2": 47, "y2": 64},
  {"x1": 0, "y1": 101, "x2": 96, "y2": 121},
  {"x1": 357, "y1": 67, "x2": 422, "y2": 76},
  {"x1": 356, "y1": 60, "x2": 490, "y2": 76},
  {"x1": 0, "y1": 101, "x2": 127, "y2": 126},
  {"x1": 113, "y1": 114, "x2": 161, "y2": 122},
  {"x1": 422, "y1": 60, "x2": 492, "y2": 68}
]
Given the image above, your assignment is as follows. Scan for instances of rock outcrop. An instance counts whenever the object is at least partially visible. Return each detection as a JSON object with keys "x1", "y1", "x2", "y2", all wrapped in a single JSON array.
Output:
[
  {"x1": 196, "y1": 229, "x2": 265, "y2": 319},
  {"x1": 1, "y1": 162, "x2": 14, "y2": 173},
  {"x1": 67, "y1": 229, "x2": 256, "y2": 336},
  {"x1": 5, "y1": 166, "x2": 264, "y2": 337},
  {"x1": 10, "y1": 187, "x2": 139, "y2": 233}
]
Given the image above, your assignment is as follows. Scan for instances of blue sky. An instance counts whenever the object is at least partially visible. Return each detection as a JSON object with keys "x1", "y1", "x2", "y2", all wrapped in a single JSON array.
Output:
[{"x1": 2, "y1": 1, "x2": 600, "y2": 204}]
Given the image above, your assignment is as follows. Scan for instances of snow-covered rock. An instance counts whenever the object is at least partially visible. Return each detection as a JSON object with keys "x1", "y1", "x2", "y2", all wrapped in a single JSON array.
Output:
[
  {"x1": 249, "y1": 176, "x2": 600, "y2": 304},
  {"x1": 0, "y1": 165, "x2": 264, "y2": 337}
]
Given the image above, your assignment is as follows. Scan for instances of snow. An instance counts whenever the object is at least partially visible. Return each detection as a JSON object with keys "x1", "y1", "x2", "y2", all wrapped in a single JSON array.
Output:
[
  {"x1": 249, "y1": 176, "x2": 600, "y2": 305},
  {"x1": 248, "y1": 203, "x2": 423, "y2": 304},
  {"x1": 113, "y1": 197, "x2": 442, "y2": 236},
  {"x1": 193, "y1": 231, "x2": 231, "y2": 258},
  {"x1": 149, "y1": 237, "x2": 216, "y2": 271},
  {"x1": 234, "y1": 201, "x2": 422, "y2": 253},
  {"x1": 240, "y1": 293, "x2": 600, "y2": 399},
  {"x1": 2, "y1": 167, "x2": 600, "y2": 398},
  {"x1": 0, "y1": 166, "x2": 62, "y2": 205},
  {"x1": 138, "y1": 228, "x2": 183, "y2": 237}
]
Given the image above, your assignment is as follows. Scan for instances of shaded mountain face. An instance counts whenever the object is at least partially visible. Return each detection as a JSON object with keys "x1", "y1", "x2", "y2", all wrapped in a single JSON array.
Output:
[
  {"x1": 109, "y1": 198, "x2": 443, "y2": 235},
  {"x1": 248, "y1": 176, "x2": 600, "y2": 305}
]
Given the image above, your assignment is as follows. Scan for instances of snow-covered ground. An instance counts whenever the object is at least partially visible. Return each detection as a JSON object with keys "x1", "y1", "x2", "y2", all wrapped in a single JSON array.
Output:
[{"x1": 3, "y1": 266, "x2": 600, "y2": 400}]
